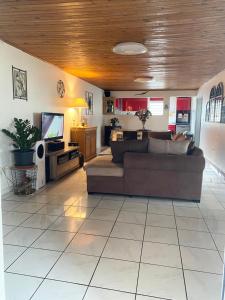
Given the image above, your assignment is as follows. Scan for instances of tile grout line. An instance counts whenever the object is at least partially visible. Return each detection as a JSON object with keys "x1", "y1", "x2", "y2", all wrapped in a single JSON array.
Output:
[
  {"x1": 80, "y1": 196, "x2": 127, "y2": 300},
  {"x1": 172, "y1": 200, "x2": 189, "y2": 300},
  {"x1": 134, "y1": 198, "x2": 149, "y2": 300}
]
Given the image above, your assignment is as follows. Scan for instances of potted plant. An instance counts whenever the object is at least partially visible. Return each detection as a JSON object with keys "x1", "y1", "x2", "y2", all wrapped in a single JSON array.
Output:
[
  {"x1": 110, "y1": 117, "x2": 119, "y2": 128},
  {"x1": 2, "y1": 118, "x2": 40, "y2": 166}
]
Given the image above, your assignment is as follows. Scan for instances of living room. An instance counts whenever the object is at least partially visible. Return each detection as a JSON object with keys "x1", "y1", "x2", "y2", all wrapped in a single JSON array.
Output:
[{"x1": 1, "y1": 1, "x2": 225, "y2": 300}]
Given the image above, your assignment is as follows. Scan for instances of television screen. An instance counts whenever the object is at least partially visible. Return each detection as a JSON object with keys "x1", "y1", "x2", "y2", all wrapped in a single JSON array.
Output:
[{"x1": 41, "y1": 112, "x2": 64, "y2": 140}]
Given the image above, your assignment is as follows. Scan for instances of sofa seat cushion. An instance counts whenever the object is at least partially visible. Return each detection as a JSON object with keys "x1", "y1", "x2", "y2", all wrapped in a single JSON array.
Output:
[{"x1": 85, "y1": 155, "x2": 124, "y2": 177}]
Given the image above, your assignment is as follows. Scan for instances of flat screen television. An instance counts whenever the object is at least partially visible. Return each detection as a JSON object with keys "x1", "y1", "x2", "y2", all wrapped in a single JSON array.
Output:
[{"x1": 41, "y1": 112, "x2": 64, "y2": 141}]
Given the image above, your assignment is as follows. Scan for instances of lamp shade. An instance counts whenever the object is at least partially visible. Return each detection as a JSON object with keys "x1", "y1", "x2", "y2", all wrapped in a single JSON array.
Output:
[{"x1": 73, "y1": 98, "x2": 88, "y2": 108}]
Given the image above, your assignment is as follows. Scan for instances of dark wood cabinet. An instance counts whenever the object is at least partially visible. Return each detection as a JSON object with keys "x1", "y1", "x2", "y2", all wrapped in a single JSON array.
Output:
[{"x1": 71, "y1": 127, "x2": 97, "y2": 161}]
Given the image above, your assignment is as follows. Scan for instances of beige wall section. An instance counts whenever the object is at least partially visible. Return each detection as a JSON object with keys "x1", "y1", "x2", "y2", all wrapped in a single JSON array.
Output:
[
  {"x1": 198, "y1": 69, "x2": 225, "y2": 173},
  {"x1": 0, "y1": 41, "x2": 103, "y2": 194},
  {"x1": 103, "y1": 90, "x2": 197, "y2": 131}
]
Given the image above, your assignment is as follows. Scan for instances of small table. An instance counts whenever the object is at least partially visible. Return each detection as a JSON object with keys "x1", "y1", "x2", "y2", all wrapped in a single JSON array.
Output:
[{"x1": 10, "y1": 165, "x2": 37, "y2": 195}]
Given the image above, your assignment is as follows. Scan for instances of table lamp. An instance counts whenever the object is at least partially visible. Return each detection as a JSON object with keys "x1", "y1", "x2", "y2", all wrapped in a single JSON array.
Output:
[{"x1": 73, "y1": 97, "x2": 88, "y2": 127}]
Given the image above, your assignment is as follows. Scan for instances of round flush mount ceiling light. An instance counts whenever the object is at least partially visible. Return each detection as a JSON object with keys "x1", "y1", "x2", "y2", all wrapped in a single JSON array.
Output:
[
  {"x1": 112, "y1": 42, "x2": 148, "y2": 55},
  {"x1": 134, "y1": 76, "x2": 154, "y2": 83}
]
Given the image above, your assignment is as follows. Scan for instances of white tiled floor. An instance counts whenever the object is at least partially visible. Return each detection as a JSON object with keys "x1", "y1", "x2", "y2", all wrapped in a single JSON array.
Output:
[{"x1": 2, "y1": 163, "x2": 225, "y2": 299}]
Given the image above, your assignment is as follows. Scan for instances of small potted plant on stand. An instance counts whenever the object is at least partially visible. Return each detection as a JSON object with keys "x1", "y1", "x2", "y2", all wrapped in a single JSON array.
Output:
[
  {"x1": 2, "y1": 118, "x2": 40, "y2": 166},
  {"x1": 110, "y1": 117, "x2": 119, "y2": 128}
]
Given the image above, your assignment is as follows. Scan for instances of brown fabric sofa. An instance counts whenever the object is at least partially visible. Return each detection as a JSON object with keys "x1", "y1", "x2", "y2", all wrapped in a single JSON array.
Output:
[{"x1": 85, "y1": 147, "x2": 205, "y2": 202}]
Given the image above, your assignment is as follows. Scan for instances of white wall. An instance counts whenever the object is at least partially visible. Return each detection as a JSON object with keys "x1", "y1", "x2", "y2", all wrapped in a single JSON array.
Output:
[
  {"x1": 104, "y1": 90, "x2": 197, "y2": 131},
  {"x1": 198, "y1": 69, "x2": 225, "y2": 173},
  {"x1": 0, "y1": 183, "x2": 5, "y2": 300},
  {"x1": 0, "y1": 41, "x2": 103, "y2": 194}
]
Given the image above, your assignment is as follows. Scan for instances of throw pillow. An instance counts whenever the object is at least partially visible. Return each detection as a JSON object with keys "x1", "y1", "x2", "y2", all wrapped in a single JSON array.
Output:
[
  {"x1": 110, "y1": 139, "x2": 148, "y2": 163},
  {"x1": 148, "y1": 137, "x2": 190, "y2": 155}
]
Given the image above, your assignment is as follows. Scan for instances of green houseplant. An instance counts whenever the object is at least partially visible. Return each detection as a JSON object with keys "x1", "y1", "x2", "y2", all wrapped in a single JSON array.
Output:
[{"x1": 2, "y1": 118, "x2": 40, "y2": 166}]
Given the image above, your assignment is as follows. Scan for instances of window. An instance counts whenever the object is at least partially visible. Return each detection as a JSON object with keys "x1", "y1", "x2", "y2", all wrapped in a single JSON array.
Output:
[{"x1": 148, "y1": 98, "x2": 164, "y2": 115}]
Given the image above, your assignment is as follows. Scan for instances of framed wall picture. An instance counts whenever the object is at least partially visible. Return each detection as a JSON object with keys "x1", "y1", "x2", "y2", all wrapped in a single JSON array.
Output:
[
  {"x1": 85, "y1": 91, "x2": 93, "y2": 115},
  {"x1": 12, "y1": 66, "x2": 28, "y2": 100}
]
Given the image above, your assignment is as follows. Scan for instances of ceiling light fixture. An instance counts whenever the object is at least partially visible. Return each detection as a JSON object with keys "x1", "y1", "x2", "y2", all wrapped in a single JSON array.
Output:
[
  {"x1": 134, "y1": 77, "x2": 154, "y2": 83},
  {"x1": 112, "y1": 42, "x2": 148, "y2": 55}
]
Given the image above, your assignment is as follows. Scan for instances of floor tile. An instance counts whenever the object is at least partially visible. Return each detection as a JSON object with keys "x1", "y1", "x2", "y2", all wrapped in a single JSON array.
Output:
[
  {"x1": 89, "y1": 208, "x2": 119, "y2": 221},
  {"x1": 146, "y1": 213, "x2": 176, "y2": 228},
  {"x1": 205, "y1": 219, "x2": 225, "y2": 234},
  {"x1": 49, "y1": 216, "x2": 84, "y2": 232},
  {"x1": 184, "y1": 270, "x2": 222, "y2": 300},
  {"x1": 200, "y1": 208, "x2": 225, "y2": 220},
  {"x1": 32, "y1": 279, "x2": 87, "y2": 300},
  {"x1": 102, "y1": 194, "x2": 125, "y2": 201},
  {"x1": 37, "y1": 204, "x2": 70, "y2": 216},
  {"x1": 141, "y1": 241, "x2": 181, "y2": 268},
  {"x1": 91, "y1": 257, "x2": 139, "y2": 293},
  {"x1": 148, "y1": 203, "x2": 174, "y2": 216},
  {"x1": 4, "y1": 244, "x2": 27, "y2": 269},
  {"x1": 47, "y1": 252, "x2": 98, "y2": 284},
  {"x1": 21, "y1": 214, "x2": 58, "y2": 229},
  {"x1": 66, "y1": 233, "x2": 107, "y2": 256},
  {"x1": 5, "y1": 273, "x2": 42, "y2": 300},
  {"x1": 2, "y1": 225, "x2": 16, "y2": 237},
  {"x1": 136, "y1": 296, "x2": 164, "y2": 300},
  {"x1": 103, "y1": 237, "x2": 142, "y2": 262},
  {"x1": 117, "y1": 211, "x2": 146, "y2": 225},
  {"x1": 79, "y1": 219, "x2": 114, "y2": 236},
  {"x1": 4, "y1": 227, "x2": 44, "y2": 247},
  {"x1": 32, "y1": 229, "x2": 75, "y2": 251},
  {"x1": 111, "y1": 222, "x2": 145, "y2": 241},
  {"x1": 173, "y1": 200, "x2": 198, "y2": 207},
  {"x1": 212, "y1": 233, "x2": 225, "y2": 251},
  {"x1": 122, "y1": 201, "x2": 148, "y2": 213},
  {"x1": 64, "y1": 206, "x2": 93, "y2": 218},
  {"x1": 97, "y1": 199, "x2": 123, "y2": 210},
  {"x1": 8, "y1": 248, "x2": 61, "y2": 277},
  {"x1": 84, "y1": 287, "x2": 135, "y2": 300},
  {"x1": 144, "y1": 226, "x2": 178, "y2": 245},
  {"x1": 137, "y1": 263, "x2": 186, "y2": 300},
  {"x1": 2, "y1": 211, "x2": 32, "y2": 226},
  {"x1": 178, "y1": 229, "x2": 216, "y2": 249},
  {"x1": 13, "y1": 202, "x2": 45, "y2": 213},
  {"x1": 2, "y1": 200, "x2": 23, "y2": 211},
  {"x1": 180, "y1": 246, "x2": 223, "y2": 274},
  {"x1": 198, "y1": 200, "x2": 224, "y2": 210},
  {"x1": 174, "y1": 207, "x2": 202, "y2": 218},
  {"x1": 176, "y1": 216, "x2": 208, "y2": 231},
  {"x1": 73, "y1": 198, "x2": 101, "y2": 208}
]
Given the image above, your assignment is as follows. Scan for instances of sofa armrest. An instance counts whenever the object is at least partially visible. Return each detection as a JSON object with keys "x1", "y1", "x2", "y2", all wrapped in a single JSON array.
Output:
[{"x1": 123, "y1": 152, "x2": 205, "y2": 173}]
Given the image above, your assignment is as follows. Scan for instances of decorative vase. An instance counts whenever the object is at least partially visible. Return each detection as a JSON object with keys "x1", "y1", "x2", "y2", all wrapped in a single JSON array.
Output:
[{"x1": 142, "y1": 120, "x2": 146, "y2": 130}]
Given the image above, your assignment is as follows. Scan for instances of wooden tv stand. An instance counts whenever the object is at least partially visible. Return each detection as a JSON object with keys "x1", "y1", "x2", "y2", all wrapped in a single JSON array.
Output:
[{"x1": 46, "y1": 146, "x2": 80, "y2": 181}]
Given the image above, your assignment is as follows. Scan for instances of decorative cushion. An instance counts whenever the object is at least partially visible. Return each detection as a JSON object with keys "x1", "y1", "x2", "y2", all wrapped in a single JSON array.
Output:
[
  {"x1": 110, "y1": 139, "x2": 148, "y2": 163},
  {"x1": 148, "y1": 137, "x2": 190, "y2": 155},
  {"x1": 85, "y1": 155, "x2": 123, "y2": 177},
  {"x1": 172, "y1": 133, "x2": 186, "y2": 141}
]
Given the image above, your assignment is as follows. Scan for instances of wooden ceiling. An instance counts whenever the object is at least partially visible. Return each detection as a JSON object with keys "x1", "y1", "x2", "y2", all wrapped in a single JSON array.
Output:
[{"x1": 1, "y1": 0, "x2": 225, "y2": 91}]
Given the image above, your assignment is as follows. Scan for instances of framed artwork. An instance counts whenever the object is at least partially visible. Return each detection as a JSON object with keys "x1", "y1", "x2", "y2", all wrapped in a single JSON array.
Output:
[
  {"x1": 12, "y1": 66, "x2": 28, "y2": 100},
  {"x1": 205, "y1": 82, "x2": 224, "y2": 123},
  {"x1": 85, "y1": 91, "x2": 93, "y2": 115}
]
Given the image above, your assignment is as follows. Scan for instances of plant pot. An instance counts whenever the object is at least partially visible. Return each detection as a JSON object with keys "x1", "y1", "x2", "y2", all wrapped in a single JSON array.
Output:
[{"x1": 13, "y1": 149, "x2": 34, "y2": 166}]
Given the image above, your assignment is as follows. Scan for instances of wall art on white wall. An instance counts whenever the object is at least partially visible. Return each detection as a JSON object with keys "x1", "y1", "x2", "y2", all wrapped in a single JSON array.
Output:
[
  {"x1": 12, "y1": 66, "x2": 28, "y2": 100},
  {"x1": 85, "y1": 91, "x2": 93, "y2": 115},
  {"x1": 57, "y1": 79, "x2": 65, "y2": 98}
]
